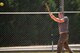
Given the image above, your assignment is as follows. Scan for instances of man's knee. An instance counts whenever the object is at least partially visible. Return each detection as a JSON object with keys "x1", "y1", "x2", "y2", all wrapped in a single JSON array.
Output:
[{"x1": 58, "y1": 40, "x2": 64, "y2": 45}]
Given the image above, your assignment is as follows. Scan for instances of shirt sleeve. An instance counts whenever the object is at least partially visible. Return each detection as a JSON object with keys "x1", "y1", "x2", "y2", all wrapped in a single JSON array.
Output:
[{"x1": 60, "y1": 16, "x2": 68, "y2": 22}]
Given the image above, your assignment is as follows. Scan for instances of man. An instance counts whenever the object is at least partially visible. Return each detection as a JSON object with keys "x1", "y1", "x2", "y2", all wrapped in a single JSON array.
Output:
[{"x1": 49, "y1": 12, "x2": 73, "y2": 53}]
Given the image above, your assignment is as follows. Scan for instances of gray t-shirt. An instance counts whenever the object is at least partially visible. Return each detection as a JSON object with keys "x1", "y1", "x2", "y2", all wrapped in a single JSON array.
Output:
[{"x1": 58, "y1": 16, "x2": 69, "y2": 34}]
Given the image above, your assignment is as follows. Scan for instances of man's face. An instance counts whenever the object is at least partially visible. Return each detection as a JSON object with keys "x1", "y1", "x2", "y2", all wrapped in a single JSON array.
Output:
[{"x1": 58, "y1": 12, "x2": 64, "y2": 18}]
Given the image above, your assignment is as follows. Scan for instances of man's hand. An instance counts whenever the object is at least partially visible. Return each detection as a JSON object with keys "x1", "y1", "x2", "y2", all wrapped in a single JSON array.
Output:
[{"x1": 49, "y1": 12, "x2": 53, "y2": 16}]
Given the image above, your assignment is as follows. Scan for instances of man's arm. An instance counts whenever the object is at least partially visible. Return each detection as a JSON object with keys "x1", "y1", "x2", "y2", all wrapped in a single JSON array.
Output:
[{"x1": 49, "y1": 12, "x2": 64, "y2": 23}]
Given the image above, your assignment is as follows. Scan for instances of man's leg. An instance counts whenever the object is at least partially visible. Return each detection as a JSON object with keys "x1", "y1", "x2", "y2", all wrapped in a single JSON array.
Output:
[
  {"x1": 64, "y1": 40, "x2": 73, "y2": 53},
  {"x1": 57, "y1": 33, "x2": 67, "y2": 53},
  {"x1": 57, "y1": 39, "x2": 64, "y2": 53}
]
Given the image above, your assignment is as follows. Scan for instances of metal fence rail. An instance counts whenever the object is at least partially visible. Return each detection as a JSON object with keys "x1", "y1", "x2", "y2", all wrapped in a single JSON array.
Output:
[
  {"x1": 0, "y1": 11, "x2": 80, "y2": 14},
  {"x1": 0, "y1": 44, "x2": 80, "y2": 52}
]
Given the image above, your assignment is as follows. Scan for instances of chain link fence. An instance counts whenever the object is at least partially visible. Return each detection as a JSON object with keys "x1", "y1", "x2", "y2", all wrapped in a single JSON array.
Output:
[
  {"x1": 0, "y1": 14, "x2": 59, "y2": 47},
  {"x1": 0, "y1": 0, "x2": 80, "y2": 47},
  {"x1": 0, "y1": 13, "x2": 80, "y2": 47}
]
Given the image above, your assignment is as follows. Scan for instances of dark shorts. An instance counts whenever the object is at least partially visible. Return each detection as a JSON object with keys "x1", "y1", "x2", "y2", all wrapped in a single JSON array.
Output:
[{"x1": 58, "y1": 33, "x2": 69, "y2": 43}]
